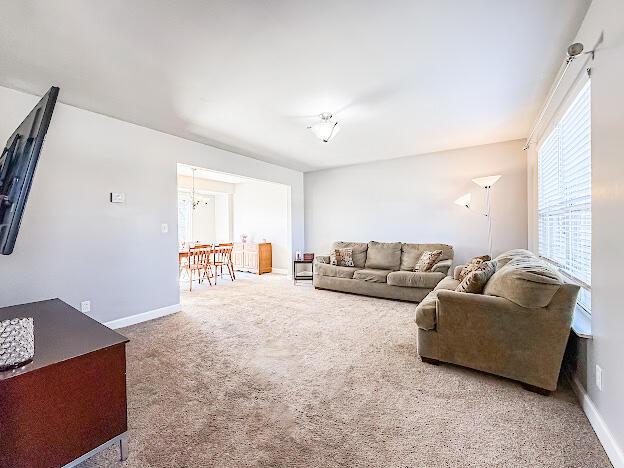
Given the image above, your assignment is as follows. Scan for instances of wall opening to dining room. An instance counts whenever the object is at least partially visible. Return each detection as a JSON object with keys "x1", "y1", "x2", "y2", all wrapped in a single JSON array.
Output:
[{"x1": 177, "y1": 163, "x2": 292, "y2": 289}]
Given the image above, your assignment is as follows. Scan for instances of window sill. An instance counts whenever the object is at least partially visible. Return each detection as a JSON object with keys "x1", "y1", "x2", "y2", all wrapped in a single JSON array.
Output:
[{"x1": 571, "y1": 305, "x2": 592, "y2": 339}]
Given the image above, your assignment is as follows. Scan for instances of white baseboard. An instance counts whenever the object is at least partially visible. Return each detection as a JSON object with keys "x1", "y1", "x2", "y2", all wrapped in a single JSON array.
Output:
[
  {"x1": 568, "y1": 373, "x2": 624, "y2": 468},
  {"x1": 104, "y1": 303, "x2": 181, "y2": 330},
  {"x1": 271, "y1": 268, "x2": 288, "y2": 275}
]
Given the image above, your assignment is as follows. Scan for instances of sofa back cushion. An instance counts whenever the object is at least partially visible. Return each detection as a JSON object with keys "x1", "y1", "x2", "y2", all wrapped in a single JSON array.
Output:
[
  {"x1": 332, "y1": 241, "x2": 368, "y2": 268},
  {"x1": 483, "y1": 254, "x2": 564, "y2": 308},
  {"x1": 400, "y1": 243, "x2": 454, "y2": 271},
  {"x1": 364, "y1": 241, "x2": 402, "y2": 270}
]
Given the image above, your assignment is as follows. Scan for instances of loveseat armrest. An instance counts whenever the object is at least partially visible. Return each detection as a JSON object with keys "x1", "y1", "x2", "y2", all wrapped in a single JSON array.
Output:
[
  {"x1": 431, "y1": 259, "x2": 452, "y2": 275},
  {"x1": 453, "y1": 264, "x2": 467, "y2": 280},
  {"x1": 315, "y1": 255, "x2": 330, "y2": 264},
  {"x1": 433, "y1": 289, "x2": 573, "y2": 391}
]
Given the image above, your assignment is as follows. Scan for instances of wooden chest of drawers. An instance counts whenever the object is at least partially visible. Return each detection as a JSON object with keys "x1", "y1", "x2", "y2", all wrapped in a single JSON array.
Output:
[{"x1": 233, "y1": 242, "x2": 272, "y2": 274}]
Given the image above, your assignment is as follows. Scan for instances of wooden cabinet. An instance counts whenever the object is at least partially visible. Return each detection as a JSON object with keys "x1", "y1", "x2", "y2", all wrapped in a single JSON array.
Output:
[
  {"x1": 233, "y1": 242, "x2": 272, "y2": 274},
  {"x1": 0, "y1": 299, "x2": 129, "y2": 467}
]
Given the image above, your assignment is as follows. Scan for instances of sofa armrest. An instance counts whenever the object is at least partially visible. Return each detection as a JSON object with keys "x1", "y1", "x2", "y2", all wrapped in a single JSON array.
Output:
[
  {"x1": 431, "y1": 259, "x2": 452, "y2": 275},
  {"x1": 315, "y1": 255, "x2": 330, "y2": 264},
  {"x1": 453, "y1": 264, "x2": 467, "y2": 280},
  {"x1": 433, "y1": 289, "x2": 573, "y2": 390}
]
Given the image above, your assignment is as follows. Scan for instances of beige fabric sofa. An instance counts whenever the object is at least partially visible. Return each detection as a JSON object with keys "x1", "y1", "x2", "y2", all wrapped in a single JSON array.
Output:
[
  {"x1": 314, "y1": 241, "x2": 454, "y2": 302},
  {"x1": 415, "y1": 249, "x2": 579, "y2": 393}
]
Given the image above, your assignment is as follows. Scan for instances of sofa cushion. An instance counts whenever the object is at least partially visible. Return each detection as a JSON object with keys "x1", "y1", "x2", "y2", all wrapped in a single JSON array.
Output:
[
  {"x1": 415, "y1": 291, "x2": 438, "y2": 330},
  {"x1": 364, "y1": 241, "x2": 402, "y2": 270},
  {"x1": 483, "y1": 256, "x2": 563, "y2": 308},
  {"x1": 387, "y1": 271, "x2": 445, "y2": 289},
  {"x1": 315, "y1": 263, "x2": 360, "y2": 279},
  {"x1": 434, "y1": 276, "x2": 461, "y2": 291},
  {"x1": 400, "y1": 243, "x2": 454, "y2": 271},
  {"x1": 353, "y1": 268, "x2": 391, "y2": 283},
  {"x1": 455, "y1": 260, "x2": 496, "y2": 294},
  {"x1": 332, "y1": 242, "x2": 368, "y2": 268}
]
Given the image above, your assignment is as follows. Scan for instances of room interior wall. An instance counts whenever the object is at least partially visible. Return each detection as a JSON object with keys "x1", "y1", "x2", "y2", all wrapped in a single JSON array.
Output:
[
  {"x1": 527, "y1": 0, "x2": 624, "y2": 464},
  {"x1": 233, "y1": 181, "x2": 291, "y2": 273},
  {"x1": 0, "y1": 85, "x2": 304, "y2": 323},
  {"x1": 304, "y1": 139, "x2": 528, "y2": 266}
]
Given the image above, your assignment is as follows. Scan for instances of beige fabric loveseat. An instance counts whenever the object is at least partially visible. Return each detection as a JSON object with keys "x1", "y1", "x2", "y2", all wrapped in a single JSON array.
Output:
[
  {"x1": 415, "y1": 249, "x2": 579, "y2": 393},
  {"x1": 313, "y1": 241, "x2": 454, "y2": 302}
]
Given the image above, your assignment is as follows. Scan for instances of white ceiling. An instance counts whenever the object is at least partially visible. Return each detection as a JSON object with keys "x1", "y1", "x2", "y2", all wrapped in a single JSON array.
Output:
[{"x1": 0, "y1": 0, "x2": 590, "y2": 172}]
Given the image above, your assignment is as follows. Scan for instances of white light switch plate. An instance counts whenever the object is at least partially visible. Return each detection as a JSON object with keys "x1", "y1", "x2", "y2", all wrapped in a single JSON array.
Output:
[
  {"x1": 161, "y1": 223, "x2": 169, "y2": 233},
  {"x1": 110, "y1": 192, "x2": 126, "y2": 203}
]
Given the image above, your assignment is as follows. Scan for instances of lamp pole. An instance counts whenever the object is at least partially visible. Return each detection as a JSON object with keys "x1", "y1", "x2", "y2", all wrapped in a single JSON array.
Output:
[{"x1": 485, "y1": 185, "x2": 493, "y2": 258}]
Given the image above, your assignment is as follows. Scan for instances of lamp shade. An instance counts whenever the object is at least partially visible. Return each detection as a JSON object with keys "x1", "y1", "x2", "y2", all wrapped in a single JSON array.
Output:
[
  {"x1": 472, "y1": 175, "x2": 501, "y2": 188},
  {"x1": 454, "y1": 193, "x2": 471, "y2": 208}
]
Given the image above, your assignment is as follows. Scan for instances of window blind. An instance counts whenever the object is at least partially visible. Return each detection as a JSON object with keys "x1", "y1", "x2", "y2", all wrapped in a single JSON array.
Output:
[{"x1": 538, "y1": 81, "x2": 591, "y2": 313}]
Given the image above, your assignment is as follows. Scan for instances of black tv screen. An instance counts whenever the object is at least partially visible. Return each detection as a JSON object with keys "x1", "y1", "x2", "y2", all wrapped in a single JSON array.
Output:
[{"x1": 0, "y1": 86, "x2": 59, "y2": 255}]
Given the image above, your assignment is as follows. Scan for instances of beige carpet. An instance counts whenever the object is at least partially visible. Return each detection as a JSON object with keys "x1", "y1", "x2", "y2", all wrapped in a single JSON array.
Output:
[{"x1": 82, "y1": 274, "x2": 610, "y2": 467}]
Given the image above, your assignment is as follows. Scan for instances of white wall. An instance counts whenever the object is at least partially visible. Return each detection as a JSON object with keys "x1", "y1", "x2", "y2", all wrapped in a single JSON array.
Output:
[
  {"x1": 305, "y1": 140, "x2": 527, "y2": 265},
  {"x1": 233, "y1": 181, "x2": 290, "y2": 272},
  {"x1": 527, "y1": 0, "x2": 624, "y2": 464},
  {"x1": 0, "y1": 85, "x2": 304, "y2": 323}
]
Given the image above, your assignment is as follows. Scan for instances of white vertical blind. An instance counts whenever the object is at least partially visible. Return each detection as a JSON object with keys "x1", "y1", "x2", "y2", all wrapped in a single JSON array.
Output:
[{"x1": 538, "y1": 81, "x2": 591, "y2": 313}]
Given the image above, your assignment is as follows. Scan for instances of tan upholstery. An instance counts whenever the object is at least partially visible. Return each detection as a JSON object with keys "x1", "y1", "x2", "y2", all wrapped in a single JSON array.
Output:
[
  {"x1": 315, "y1": 263, "x2": 360, "y2": 279},
  {"x1": 387, "y1": 271, "x2": 445, "y2": 288},
  {"x1": 434, "y1": 276, "x2": 460, "y2": 291},
  {"x1": 364, "y1": 241, "x2": 402, "y2": 270},
  {"x1": 416, "y1": 249, "x2": 579, "y2": 391},
  {"x1": 352, "y1": 268, "x2": 391, "y2": 283},
  {"x1": 314, "y1": 240, "x2": 454, "y2": 302},
  {"x1": 400, "y1": 243, "x2": 453, "y2": 271},
  {"x1": 314, "y1": 275, "x2": 430, "y2": 302},
  {"x1": 484, "y1": 256, "x2": 564, "y2": 308},
  {"x1": 332, "y1": 242, "x2": 368, "y2": 268}
]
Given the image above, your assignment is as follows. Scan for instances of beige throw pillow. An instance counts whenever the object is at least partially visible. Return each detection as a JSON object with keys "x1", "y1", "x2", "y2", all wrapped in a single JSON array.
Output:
[
  {"x1": 413, "y1": 250, "x2": 443, "y2": 272},
  {"x1": 458, "y1": 255, "x2": 492, "y2": 281},
  {"x1": 455, "y1": 261, "x2": 496, "y2": 294},
  {"x1": 330, "y1": 248, "x2": 355, "y2": 267}
]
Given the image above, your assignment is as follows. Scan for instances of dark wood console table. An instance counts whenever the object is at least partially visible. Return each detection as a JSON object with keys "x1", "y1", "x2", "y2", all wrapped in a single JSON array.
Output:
[{"x1": 0, "y1": 299, "x2": 129, "y2": 467}]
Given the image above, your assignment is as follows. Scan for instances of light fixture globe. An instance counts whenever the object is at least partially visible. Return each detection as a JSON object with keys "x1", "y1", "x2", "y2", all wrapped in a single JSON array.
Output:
[
  {"x1": 454, "y1": 193, "x2": 471, "y2": 208},
  {"x1": 309, "y1": 112, "x2": 340, "y2": 143}
]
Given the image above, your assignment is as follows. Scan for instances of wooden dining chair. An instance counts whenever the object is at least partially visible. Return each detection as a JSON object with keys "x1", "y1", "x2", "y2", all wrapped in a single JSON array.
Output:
[
  {"x1": 181, "y1": 246, "x2": 213, "y2": 291},
  {"x1": 213, "y1": 244, "x2": 235, "y2": 283}
]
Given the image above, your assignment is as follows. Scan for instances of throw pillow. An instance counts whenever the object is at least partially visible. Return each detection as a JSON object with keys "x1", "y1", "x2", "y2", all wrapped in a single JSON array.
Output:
[
  {"x1": 455, "y1": 261, "x2": 496, "y2": 294},
  {"x1": 330, "y1": 248, "x2": 355, "y2": 267},
  {"x1": 458, "y1": 255, "x2": 492, "y2": 281},
  {"x1": 413, "y1": 250, "x2": 443, "y2": 272}
]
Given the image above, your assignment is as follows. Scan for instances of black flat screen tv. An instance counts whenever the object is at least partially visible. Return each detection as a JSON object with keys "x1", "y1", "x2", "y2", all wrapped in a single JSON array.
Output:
[{"x1": 0, "y1": 86, "x2": 59, "y2": 255}]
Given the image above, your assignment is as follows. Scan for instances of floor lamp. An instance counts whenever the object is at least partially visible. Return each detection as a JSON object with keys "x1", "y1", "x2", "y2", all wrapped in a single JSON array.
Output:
[{"x1": 454, "y1": 175, "x2": 501, "y2": 258}]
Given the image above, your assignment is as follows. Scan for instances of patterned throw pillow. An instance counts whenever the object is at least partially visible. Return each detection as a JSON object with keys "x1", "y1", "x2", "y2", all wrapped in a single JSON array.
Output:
[
  {"x1": 413, "y1": 250, "x2": 443, "y2": 272},
  {"x1": 458, "y1": 255, "x2": 492, "y2": 281},
  {"x1": 455, "y1": 261, "x2": 496, "y2": 294},
  {"x1": 330, "y1": 248, "x2": 355, "y2": 267}
]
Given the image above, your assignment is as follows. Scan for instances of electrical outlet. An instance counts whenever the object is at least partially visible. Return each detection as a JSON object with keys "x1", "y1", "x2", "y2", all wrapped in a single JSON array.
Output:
[
  {"x1": 161, "y1": 223, "x2": 169, "y2": 233},
  {"x1": 80, "y1": 300, "x2": 91, "y2": 313},
  {"x1": 595, "y1": 364, "x2": 603, "y2": 391}
]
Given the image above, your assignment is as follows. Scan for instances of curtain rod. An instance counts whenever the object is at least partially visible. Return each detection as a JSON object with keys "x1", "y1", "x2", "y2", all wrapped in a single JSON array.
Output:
[{"x1": 523, "y1": 43, "x2": 595, "y2": 151}]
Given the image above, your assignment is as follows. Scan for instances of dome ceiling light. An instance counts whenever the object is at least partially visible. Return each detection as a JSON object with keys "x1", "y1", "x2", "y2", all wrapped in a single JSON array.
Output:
[{"x1": 308, "y1": 112, "x2": 340, "y2": 143}]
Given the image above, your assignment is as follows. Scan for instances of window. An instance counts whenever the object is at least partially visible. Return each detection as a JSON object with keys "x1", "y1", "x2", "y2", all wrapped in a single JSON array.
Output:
[
  {"x1": 538, "y1": 81, "x2": 591, "y2": 313},
  {"x1": 177, "y1": 191, "x2": 192, "y2": 247}
]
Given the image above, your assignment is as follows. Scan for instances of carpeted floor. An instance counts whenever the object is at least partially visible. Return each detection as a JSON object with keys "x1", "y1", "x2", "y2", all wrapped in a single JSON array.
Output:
[{"x1": 82, "y1": 274, "x2": 610, "y2": 467}]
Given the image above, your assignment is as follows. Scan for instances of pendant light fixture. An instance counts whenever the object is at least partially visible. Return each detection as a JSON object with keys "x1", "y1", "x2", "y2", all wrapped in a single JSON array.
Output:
[{"x1": 308, "y1": 112, "x2": 341, "y2": 143}]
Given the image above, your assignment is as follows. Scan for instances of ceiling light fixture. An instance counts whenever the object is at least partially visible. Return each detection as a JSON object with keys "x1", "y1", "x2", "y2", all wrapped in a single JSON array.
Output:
[{"x1": 308, "y1": 112, "x2": 341, "y2": 143}]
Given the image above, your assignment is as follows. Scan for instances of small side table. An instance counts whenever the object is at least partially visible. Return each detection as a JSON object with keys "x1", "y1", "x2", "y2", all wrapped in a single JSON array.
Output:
[{"x1": 293, "y1": 260, "x2": 314, "y2": 285}]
